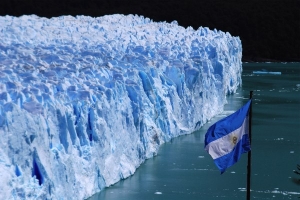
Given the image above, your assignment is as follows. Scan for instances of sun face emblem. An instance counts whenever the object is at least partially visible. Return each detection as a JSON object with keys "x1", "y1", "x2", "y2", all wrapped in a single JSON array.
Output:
[{"x1": 232, "y1": 136, "x2": 238, "y2": 145}]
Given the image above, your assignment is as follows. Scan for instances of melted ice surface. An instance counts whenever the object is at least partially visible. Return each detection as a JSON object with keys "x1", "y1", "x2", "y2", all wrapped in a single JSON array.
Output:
[{"x1": 0, "y1": 14, "x2": 242, "y2": 199}]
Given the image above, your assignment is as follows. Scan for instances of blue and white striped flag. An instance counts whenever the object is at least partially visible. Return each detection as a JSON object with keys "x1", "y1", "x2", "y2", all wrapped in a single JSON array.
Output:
[{"x1": 204, "y1": 100, "x2": 252, "y2": 174}]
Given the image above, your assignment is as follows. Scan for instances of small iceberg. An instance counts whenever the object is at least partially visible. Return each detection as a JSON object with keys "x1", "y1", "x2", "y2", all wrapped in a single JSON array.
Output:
[{"x1": 253, "y1": 69, "x2": 281, "y2": 75}]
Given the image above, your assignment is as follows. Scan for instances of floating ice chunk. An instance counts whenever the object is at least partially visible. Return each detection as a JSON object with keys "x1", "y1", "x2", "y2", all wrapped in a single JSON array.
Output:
[{"x1": 253, "y1": 70, "x2": 281, "y2": 75}]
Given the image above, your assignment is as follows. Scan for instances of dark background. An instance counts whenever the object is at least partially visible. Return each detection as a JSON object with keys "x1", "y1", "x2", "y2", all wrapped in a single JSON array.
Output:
[{"x1": 0, "y1": 0, "x2": 299, "y2": 62}]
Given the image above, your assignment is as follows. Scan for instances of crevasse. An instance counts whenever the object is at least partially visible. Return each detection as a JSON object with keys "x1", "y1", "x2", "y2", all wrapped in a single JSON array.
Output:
[{"x1": 0, "y1": 14, "x2": 242, "y2": 199}]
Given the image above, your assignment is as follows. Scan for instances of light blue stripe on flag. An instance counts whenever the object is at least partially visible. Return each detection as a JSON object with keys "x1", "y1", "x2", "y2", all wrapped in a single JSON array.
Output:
[{"x1": 204, "y1": 100, "x2": 251, "y2": 174}]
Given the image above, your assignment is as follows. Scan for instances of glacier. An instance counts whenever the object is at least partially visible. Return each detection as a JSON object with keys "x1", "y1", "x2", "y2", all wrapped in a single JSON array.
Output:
[{"x1": 0, "y1": 14, "x2": 242, "y2": 199}]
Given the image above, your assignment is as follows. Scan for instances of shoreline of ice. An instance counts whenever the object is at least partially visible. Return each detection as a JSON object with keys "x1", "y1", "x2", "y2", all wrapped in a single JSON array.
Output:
[{"x1": 0, "y1": 14, "x2": 242, "y2": 199}]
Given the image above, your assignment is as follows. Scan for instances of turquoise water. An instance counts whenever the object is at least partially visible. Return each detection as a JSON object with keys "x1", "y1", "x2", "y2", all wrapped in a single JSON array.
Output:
[{"x1": 89, "y1": 63, "x2": 300, "y2": 200}]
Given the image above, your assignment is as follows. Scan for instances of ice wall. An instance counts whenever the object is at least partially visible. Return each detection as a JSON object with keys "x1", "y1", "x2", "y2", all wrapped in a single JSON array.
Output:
[{"x1": 0, "y1": 14, "x2": 242, "y2": 199}]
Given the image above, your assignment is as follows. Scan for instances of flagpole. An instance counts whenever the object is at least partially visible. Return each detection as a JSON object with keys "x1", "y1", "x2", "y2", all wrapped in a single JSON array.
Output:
[{"x1": 247, "y1": 91, "x2": 253, "y2": 200}]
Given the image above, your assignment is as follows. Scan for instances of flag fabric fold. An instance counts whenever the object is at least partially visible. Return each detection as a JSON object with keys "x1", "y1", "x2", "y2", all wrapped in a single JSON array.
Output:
[{"x1": 204, "y1": 100, "x2": 252, "y2": 174}]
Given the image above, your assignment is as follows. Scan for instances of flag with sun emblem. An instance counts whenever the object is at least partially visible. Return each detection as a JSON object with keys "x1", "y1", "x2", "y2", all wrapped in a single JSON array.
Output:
[{"x1": 204, "y1": 100, "x2": 252, "y2": 174}]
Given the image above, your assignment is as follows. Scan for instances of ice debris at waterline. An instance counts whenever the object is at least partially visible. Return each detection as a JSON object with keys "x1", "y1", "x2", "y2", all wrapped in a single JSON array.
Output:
[{"x1": 0, "y1": 14, "x2": 242, "y2": 199}]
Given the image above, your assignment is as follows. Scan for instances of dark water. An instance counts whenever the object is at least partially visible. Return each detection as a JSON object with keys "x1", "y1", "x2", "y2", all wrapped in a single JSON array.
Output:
[{"x1": 89, "y1": 63, "x2": 300, "y2": 200}]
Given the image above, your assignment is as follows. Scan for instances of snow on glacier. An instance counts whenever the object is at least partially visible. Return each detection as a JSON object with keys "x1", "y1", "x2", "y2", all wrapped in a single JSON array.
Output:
[{"x1": 0, "y1": 14, "x2": 242, "y2": 199}]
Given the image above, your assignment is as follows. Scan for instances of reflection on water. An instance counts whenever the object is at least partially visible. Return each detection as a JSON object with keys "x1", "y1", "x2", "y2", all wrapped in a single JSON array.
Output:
[{"x1": 89, "y1": 63, "x2": 300, "y2": 200}]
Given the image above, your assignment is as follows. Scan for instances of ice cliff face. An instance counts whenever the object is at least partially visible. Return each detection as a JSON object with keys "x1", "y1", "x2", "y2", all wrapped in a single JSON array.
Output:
[{"x1": 0, "y1": 14, "x2": 242, "y2": 199}]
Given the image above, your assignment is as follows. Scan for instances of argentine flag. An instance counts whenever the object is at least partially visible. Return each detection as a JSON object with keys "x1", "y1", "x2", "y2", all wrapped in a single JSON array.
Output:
[{"x1": 204, "y1": 100, "x2": 252, "y2": 174}]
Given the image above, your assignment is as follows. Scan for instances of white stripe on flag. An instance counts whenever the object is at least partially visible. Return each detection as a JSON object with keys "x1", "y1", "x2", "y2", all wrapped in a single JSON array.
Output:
[{"x1": 205, "y1": 116, "x2": 249, "y2": 160}]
